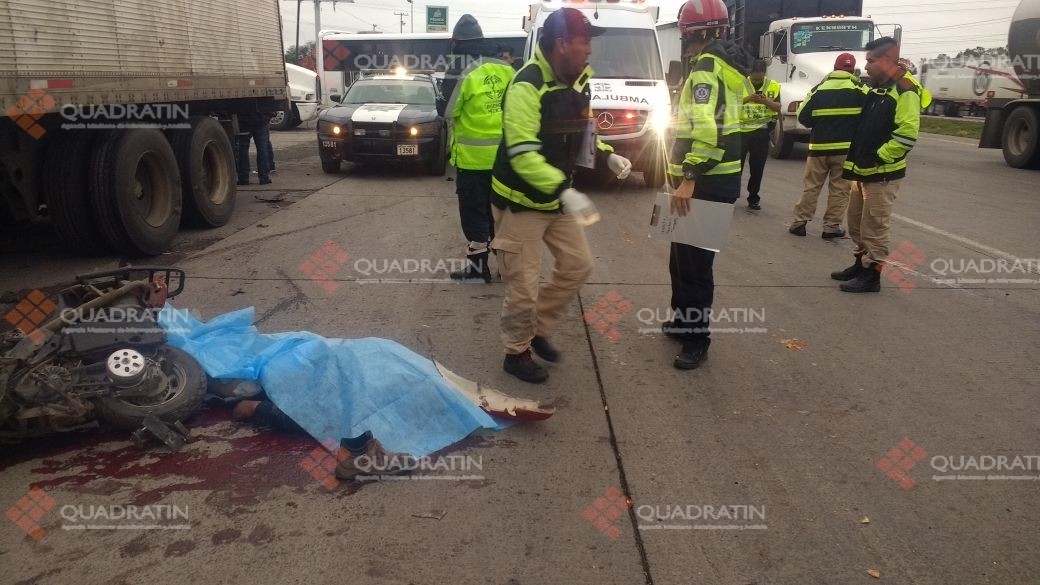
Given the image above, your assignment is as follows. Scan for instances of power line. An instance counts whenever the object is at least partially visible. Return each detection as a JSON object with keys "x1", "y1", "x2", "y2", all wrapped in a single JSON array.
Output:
[{"x1": 904, "y1": 17, "x2": 1011, "y2": 33}]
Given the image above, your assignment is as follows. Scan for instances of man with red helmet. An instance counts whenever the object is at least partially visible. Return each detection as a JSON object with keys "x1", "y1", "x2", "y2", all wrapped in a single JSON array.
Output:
[{"x1": 665, "y1": 0, "x2": 752, "y2": 369}]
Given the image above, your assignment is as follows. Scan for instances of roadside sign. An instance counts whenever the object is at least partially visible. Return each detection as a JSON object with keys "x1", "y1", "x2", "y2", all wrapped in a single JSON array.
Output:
[{"x1": 427, "y1": 6, "x2": 448, "y2": 32}]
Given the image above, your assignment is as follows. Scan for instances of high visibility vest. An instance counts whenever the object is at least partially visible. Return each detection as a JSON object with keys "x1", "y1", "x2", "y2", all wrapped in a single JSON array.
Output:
[
  {"x1": 667, "y1": 44, "x2": 746, "y2": 182},
  {"x1": 447, "y1": 59, "x2": 516, "y2": 170},
  {"x1": 740, "y1": 77, "x2": 781, "y2": 132}
]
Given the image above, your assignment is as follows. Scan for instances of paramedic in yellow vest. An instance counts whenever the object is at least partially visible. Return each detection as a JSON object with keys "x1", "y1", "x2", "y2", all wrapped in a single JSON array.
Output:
[
  {"x1": 739, "y1": 59, "x2": 780, "y2": 210},
  {"x1": 443, "y1": 15, "x2": 516, "y2": 283},
  {"x1": 665, "y1": 0, "x2": 751, "y2": 370}
]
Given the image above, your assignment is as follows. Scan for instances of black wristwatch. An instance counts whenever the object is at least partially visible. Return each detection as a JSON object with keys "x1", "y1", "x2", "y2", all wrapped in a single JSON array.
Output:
[{"x1": 683, "y1": 168, "x2": 697, "y2": 182}]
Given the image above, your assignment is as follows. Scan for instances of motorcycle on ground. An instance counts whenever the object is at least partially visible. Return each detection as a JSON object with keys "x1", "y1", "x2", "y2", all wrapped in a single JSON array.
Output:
[{"x1": 0, "y1": 267, "x2": 205, "y2": 441}]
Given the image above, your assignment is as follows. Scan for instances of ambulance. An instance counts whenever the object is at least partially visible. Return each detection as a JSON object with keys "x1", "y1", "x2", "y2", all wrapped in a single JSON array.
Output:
[{"x1": 524, "y1": 0, "x2": 681, "y2": 188}]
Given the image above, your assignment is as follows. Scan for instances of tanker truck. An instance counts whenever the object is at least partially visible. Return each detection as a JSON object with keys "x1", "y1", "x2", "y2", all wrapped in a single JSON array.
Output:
[
  {"x1": 1, "y1": 0, "x2": 288, "y2": 256},
  {"x1": 979, "y1": 0, "x2": 1040, "y2": 169}
]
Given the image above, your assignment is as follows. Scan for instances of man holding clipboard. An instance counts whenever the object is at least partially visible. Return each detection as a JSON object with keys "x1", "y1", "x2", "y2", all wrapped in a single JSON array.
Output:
[{"x1": 664, "y1": 0, "x2": 751, "y2": 370}]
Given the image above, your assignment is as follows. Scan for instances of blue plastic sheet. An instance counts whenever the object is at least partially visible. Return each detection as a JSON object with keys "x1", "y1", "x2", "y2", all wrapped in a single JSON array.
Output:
[{"x1": 159, "y1": 306, "x2": 502, "y2": 456}]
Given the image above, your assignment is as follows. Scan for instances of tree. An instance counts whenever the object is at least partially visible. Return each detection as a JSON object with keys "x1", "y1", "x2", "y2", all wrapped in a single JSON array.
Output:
[{"x1": 285, "y1": 42, "x2": 316, "y2": 68}]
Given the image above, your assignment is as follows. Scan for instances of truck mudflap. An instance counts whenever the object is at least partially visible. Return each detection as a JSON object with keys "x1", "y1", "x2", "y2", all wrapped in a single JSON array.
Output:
[
  {"x1": 435, "y1": 362, "x2": 555, "y2": 422},
  {"x1": 980, "y1": 99, "x2": 1012, "y2": 149}
]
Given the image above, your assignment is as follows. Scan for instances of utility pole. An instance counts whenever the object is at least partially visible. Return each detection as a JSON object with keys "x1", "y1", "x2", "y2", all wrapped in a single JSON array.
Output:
[
  {"x1": 407, "y1": 0, "x2": 414, "y2": 33},
  {"x1": 393, "y1": 11, "x2": 407, "y2": 33}
]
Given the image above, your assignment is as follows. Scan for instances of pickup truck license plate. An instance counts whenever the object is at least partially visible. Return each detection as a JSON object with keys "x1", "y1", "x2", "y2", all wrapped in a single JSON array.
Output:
[
  {"x1": 397, "y1": 144, "x2": 418, "y2": 156},
  {"x1": 321, "y1": 140, "x2": 337, "y2": 148}
]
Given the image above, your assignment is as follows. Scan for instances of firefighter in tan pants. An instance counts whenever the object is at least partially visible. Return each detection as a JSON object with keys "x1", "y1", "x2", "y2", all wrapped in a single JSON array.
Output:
[
  {"x1": 789, "y1": 53, "x2": 867, "y2": 238},
  {"x1": 490, "y1": 8, "x2": 632, "y2": 383},
  {"x1": 830, "y1": 38, "x2": 925, "y2": 293}
]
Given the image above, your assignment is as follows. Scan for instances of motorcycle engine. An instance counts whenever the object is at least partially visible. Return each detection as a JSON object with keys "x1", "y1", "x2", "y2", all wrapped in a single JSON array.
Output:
[{"x1": 14, "y1": 364, "x2": 73, "y2": 403}]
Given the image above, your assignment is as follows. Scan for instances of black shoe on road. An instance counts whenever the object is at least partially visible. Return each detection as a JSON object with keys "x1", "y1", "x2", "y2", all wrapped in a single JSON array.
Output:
[
  {"x1": 789, "y1": 223, "x2": 807, "y2": 236},
  {"x1": 748, "y1": 201, "x2": 762, "y2": 210},
  {"x1": 840, "y1": 262, "x2": 882, "y2": 293},
  {"x1": 830, "y1": 255, "x2": 866, "y2": 281},
  {"x1": 531, "y1": 336, "x2": 560, "y2": 363},
  {"x1": 450, "y1": 265, "x2": 492, "y2": 283},
  {"x1": 504, "y1": 350, "x2": 549, "y2": 384},
  {"x1": 821, "y1": 228, "x2": 846, "y2": 239},
  {"x1": 674, "y1": 341, "x2": 709, "y2": 370}
]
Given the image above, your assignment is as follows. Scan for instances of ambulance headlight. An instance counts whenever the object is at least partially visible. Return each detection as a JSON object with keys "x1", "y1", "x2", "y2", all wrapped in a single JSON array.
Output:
[{"x1": 649, "y1": 108, "x2": 671, "y2": 134}]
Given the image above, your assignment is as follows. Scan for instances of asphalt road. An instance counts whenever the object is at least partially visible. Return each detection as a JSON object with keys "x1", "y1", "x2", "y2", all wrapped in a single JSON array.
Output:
[{"x1": 1, "y1": 128, "x2": 1038, "y2": 585}]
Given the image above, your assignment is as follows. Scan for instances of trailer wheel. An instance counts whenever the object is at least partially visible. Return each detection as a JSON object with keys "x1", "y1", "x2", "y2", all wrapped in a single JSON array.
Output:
[
  {"x1": 1001, "y1": 107, "x2": 1040, "y2": 170},
  {"x1": 170, "y1": 116, "x2": 236, "y2": 227},
  {"x1": 89, "y1": 129, "x2": 182, "y2": 256},
  {"x1": 41, "y1": 131, "x2": 109, "y2": 253},
  {"x1": 769, "y1": 117, "x2": 794, "y2": 159}
]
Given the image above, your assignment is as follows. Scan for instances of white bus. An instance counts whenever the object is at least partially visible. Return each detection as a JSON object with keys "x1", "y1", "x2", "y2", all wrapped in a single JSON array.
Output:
[{"x1": 318, "y1": 31, "x2": 527, "y2": 106}]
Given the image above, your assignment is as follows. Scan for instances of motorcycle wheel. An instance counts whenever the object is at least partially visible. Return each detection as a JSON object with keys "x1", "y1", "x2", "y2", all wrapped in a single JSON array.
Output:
[{"x1": 95, "y1": 346, "x2": 206, "y2": 430}]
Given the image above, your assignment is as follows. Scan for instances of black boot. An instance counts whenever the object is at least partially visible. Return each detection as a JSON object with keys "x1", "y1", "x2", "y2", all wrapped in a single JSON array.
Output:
[
  {"x1": 531, "y1": 336, "x2": 560, "y2": 363},
  {"x1": 830, "y1": 255, "x2": 865, "y2": 281},
  {"x1": 503, "y1": 350, "x2": 549, "y2": 384},
  {"x1": 840, "y1": 261, "x2": 882, "y2": 293},
  {"x1": 450, "y1": 253, "x2": 491, "y2": 283},
  {"x1": 674, "y1": 340, "x2": 709, "y2": 370}
]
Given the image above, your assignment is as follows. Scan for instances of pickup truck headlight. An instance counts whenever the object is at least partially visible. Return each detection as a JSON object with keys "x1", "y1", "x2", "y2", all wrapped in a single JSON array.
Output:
[
  {"x1": 318, "y1": 120, "x2": 349, "y2": 136},
  {"x1": 408, "y1": 121, "x2": 441, "y2": 136}
]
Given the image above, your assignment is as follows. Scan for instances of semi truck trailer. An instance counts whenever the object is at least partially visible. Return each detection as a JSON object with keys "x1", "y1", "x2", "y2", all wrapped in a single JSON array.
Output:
[
  {"x1": 979, "y1": 0, "x2": 1040, "y2": 169},
  {"x1": 0, "y1": 0, "x2": 288, "y2": 256}
]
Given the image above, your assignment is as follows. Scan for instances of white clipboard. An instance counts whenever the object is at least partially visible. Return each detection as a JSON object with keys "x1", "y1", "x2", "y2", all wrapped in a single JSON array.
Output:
[
  {"x1": 575, "y1": 118, "x2": 596, "y2": 169},
  {"x1": 648, "y1": 192, "x2": 735, "y2": 253}
]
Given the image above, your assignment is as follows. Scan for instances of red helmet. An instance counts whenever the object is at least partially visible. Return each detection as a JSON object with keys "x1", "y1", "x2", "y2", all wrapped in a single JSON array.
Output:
[{"x1": 678, "y1": 0, "x2": 730, "y2": 37}]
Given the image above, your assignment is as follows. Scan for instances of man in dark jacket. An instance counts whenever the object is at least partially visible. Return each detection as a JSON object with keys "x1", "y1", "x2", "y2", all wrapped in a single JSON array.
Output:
[
  {"x1": 789, "y1": 53, "x2": 867, "y2": 238},
  {"x1": 490, "y1": 8, "x2": 631, "y2": 383},
  {"x1": 830, "y1": 37, "x2": 921, "y2": 293}
]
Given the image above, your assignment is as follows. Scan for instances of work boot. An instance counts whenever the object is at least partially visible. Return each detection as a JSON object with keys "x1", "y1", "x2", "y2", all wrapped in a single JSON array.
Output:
[
  {"x1": 788, "y1": 222, "x2": 807, "y2": 237},
  {"x1": 450, "y1": 253, "x2": 491, "y2": 283},
  {"x1": 821, "y1": 227, "x2": 846, "y2": 239},
  {"x1": 503, "y1": 350, "x2": 549, "y2": 384},
  {"x1": 335, "y1": 437, "x2": 410, "y2": 481},
  {"x1": 748, "y1": 199, "x2": 762, "y2": 211},
  {"x1": 830, "y1": 255, "x2": 865, "y2": 281},
  {"x1": 674, "y1": 340, "x2": 709, "y2": 370},
  {"x1": 840, "y1": 261, "x2": 882, "y2": 293},
  {"x1": 531, "y1": 335, "x2": 560, "y2": 363}
]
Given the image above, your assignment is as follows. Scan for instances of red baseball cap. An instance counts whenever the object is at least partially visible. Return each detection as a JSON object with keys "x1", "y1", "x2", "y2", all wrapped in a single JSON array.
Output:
[{"x1": 834, "y1": 53, "x2": 856, "y2": 72}]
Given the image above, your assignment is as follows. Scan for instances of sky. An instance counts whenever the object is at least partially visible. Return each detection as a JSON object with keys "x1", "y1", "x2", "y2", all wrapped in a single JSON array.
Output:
[{"x1": 278, "y1": 0, "x2": 1022, "y2": 62}]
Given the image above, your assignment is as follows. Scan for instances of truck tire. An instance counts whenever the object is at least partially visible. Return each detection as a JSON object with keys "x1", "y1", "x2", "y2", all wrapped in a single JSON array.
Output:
[
  {"x1": 944, "y1": 102, "x2": 962, "y2": 118},
  {"x1": 89, "y1": 129, "x2": 183, "y2": 256},
  {"x1": 321, "y1": 158, "x2": 341, "y2": 174},
  {"x1": 170, "y1": 116, "x2": 236, "y2": 228},
  {"x1": 94, "y1": 346, "x2": 206, "y2": 430},
  {"x1": 41, "y1": 131, "x2": 109, "y2": 253},
  {"x1": 642, "y1": 158, "x2": 666, "y2": 189},
  {"x1": 288, "y1": 104, "x2": 303, "y2": 129},
  {"x1": 769, "y1": 117, "x2": 795, "y2": 159},
  {"x1": 1001, "y1": 107, "x2": 1040, "y2": 170}
]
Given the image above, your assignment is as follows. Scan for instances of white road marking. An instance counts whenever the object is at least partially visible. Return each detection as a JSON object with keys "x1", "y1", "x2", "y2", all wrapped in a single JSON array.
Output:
[{"x1": 893, "y1": 212, "x2": 1038, "y2": 275}]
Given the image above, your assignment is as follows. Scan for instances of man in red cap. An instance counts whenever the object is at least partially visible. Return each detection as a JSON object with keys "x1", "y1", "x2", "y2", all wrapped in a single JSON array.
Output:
[
  {"x1": 490, "y1": 7, "x2": 632, "y2": 383},
  {"x1": 788, "y1": 52, "x2": 867, "y2": 239}
]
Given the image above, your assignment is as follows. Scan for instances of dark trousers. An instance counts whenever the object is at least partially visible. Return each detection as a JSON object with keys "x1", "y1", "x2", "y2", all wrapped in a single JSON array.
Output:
[
  {"x1": 667, "y1": 173, "x2": 739, "y2": 348},
  {"x1": 456, "y1": 169, "x2": 494, "y2": 249},
  {"x1": 236, "y1": 124, "x2": 272, "y2": 182},
  {"x1": 740, "y1": 127, "x2": 770, "y2": 203},
  {"x1": 669, "y1": 243, "x2": 716, "y2": 347}
]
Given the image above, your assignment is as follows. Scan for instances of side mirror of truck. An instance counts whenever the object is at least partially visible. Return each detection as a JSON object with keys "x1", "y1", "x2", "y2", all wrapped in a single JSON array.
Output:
[
  {"x1": 667, "y1": 60, "x2": 683, "y2": 87},
  {"x1": 330, "y1": 93, "x2": 342, "y2": 104}
]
